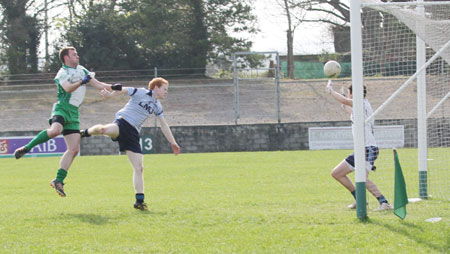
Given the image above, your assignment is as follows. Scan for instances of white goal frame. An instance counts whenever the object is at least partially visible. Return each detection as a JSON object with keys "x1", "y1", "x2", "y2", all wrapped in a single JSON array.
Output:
[{"x1": 351, "y1": 0, "x2": 450, "y2": 219}]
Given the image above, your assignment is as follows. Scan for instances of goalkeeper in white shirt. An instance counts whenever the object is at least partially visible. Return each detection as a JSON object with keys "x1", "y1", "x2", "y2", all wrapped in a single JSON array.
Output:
[
  {"x1": 80, "y1": 77, "x2": 180, "y2": 211},
  {"x1": 326, "y1": 81, "x2": 393, "y2": 211}
]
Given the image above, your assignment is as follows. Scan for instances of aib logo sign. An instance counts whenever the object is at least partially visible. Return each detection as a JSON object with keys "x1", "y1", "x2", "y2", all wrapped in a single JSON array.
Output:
[
  {"x1": 0, "y1": 139, "x2": 8, "y2": 154},
  {"x1": 0, "y1": 136, "x2": 68, "y2": 158}
]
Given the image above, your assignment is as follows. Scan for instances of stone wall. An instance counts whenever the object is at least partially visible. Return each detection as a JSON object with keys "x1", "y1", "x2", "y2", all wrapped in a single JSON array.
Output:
[
  {"x1": 77, "y1": 120, "x2": 415, "y2": 155},
  {"x1": 2, "y1": 119, "x2": 448, "y2": 156}
]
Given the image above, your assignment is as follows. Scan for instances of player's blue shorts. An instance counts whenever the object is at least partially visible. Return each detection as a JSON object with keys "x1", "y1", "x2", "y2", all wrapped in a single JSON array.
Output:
[
  {"x1": 344, "y1": 146, "x2": 379, "y2": 172},
  {"x1": 112, "y1": 118, "x2": 142, "y2": 154}
]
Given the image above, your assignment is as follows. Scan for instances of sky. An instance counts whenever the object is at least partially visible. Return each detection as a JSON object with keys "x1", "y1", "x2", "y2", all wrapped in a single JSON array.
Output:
[{"x1": 248, "y1": 0, "x2": 335, "y2": 55}]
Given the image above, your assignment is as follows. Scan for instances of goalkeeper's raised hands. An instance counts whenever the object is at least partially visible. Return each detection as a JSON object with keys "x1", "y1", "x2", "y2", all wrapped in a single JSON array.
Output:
[{"x1": 326, "y1": 80, "x2": 334, "y2": 94}]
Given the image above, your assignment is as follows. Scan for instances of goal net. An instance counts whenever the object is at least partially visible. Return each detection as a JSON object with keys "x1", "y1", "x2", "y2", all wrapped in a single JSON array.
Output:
[{"x1": 354, "y1": 0, "x2": 450, "y2": 220}]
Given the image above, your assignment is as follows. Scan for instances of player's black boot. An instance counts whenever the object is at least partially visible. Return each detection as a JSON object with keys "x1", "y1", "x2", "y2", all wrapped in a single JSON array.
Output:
[
  {"x1": 50, "y1": 179, "x2": 66, "y2": 197},
  {"x1": 133, "y1": 202, "x2": 148, "y2": 211},
  {"x1": 14, "y1": 146, "x2": 28, "y2": 159},
  {"x1": 80, "y1": 129, "x2": 91, "y2": 138}
]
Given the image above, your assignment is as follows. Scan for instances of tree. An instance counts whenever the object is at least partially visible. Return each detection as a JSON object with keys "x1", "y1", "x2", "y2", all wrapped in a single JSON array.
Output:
[
  {"x1": 280, "y1": 0, "x2": 301, "y2": 79},
  {"x1": 204, "y1": 0, "x2": 257, "y2": 65},
  {"x1": 48, "y1": 0, "x2": 258, "y2": 73},
  {"x1": 0, "y1": 0, "x2": 61, "y2": 74},
  {"x1": 129, "y1": 0, "x2": 258, "y2": 68},
  {"x1": 275, "y1": 0, "x2": 310, "y2": 79},
  {"x1": 0, "y1": 0, "x2": 41, "y2": 74},
  {"x1": 0, "y1": 4, "x2": 6, "y2": 72},
  {"x1": 126, "y1": 0, "x2": 209, "y2": 69},
  {"x1": 271, "y1": 1, "x2": 351, "y2": 78},
  {"x1": 302, "y1": 1, "x2": 350, "y2": 53}
]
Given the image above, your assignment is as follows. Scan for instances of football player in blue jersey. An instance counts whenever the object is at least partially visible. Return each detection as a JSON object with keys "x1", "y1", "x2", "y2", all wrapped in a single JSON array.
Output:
[{"x1": 81, "y1": 77, "x2": 180, "y2": 210}]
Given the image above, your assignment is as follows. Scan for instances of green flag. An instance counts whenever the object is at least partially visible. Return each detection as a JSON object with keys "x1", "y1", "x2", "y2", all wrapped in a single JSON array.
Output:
[{"x1": 393, "y1": 149, "x2": 408, "y2": 219}]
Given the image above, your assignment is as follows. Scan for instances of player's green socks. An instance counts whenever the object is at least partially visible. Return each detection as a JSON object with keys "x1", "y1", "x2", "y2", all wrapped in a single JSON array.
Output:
[
  {"x1": 25, "y1": 130, "x2": 50, "y2": 151},
  {"x1": 56, "y1": 169, "x2": 68, "y2": 183},
  {"x1": 351, "y1": 190, "x2": 356, "y2": 199}
]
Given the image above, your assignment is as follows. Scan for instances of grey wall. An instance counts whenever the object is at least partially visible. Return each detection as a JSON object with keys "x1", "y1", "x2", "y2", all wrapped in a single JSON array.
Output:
[
  {"x1": 2, "y1": 119, "x2": 448, "y2": 156},
  {"x1": 79, "y1": 120, "x2": 416, "y2": 155}
]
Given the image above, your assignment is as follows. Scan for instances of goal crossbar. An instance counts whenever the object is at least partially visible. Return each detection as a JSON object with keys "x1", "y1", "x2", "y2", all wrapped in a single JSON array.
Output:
[{"x1": 362, "y1": 1, "x2": 450, "y2": 7}]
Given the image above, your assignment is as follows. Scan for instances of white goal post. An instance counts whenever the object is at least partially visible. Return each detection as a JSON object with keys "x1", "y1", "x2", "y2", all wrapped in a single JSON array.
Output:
[{"x1": 351, "y1": 0, "x2": 450, "y2": 219}]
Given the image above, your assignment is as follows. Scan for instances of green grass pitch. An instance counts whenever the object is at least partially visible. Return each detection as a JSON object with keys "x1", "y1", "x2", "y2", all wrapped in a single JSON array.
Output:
[{"x1": 1, "y1": 150, "x2": 449, "y2": 253}]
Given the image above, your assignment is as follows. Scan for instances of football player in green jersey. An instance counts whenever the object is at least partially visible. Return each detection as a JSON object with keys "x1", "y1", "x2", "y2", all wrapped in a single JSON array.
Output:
[{"x1": 14, "y1": 46, "x2": 113, "y2": 197}]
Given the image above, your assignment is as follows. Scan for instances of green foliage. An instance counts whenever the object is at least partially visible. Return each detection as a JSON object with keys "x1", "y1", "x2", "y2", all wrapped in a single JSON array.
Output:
[
  {"x1": 211, "y1": 69, "x2": 234, "y2": 79},
  {"x1": 205, "y1": 0, "x2": 257, "y2": 63},
  {"x1": 47, "y1": 0, "x2": 257, "y2": 72},
  {"x1": 318, "y1": 50, "x2": 343, "y2": 63},
  {"x1": 0, "y1": 150, "x2": 448, "y2": 253},
  {"x1": 126, "y1": 0, "x2": 208, "y2": 69},
  {"x1": 0, "y1": 0, "x2": 41, "y2": 74},
  {"x1": 47, "y1": 4, "x2": 146, "y2": 72}
]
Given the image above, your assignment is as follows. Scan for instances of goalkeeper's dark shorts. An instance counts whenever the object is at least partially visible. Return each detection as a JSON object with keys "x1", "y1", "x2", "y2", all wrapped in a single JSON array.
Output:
[
  {"x1": 345, "y1": 146, "x2": 379, "y2": 172},
  {"x1": 112, "y1": 118, "x2": 142, "y2": 154}
]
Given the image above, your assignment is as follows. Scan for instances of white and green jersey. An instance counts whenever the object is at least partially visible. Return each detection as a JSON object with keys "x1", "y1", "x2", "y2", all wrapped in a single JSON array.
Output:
[{"x1": 53, "y1": 64, "x2": 94, "y2": 107}]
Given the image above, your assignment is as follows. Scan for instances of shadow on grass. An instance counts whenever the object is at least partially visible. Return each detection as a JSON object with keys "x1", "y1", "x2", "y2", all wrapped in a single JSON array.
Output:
[
  {"x1": 63, "y1": 209, "x2": 168, "y2": 225},
  {"x1": 65, "y1": 213, "x2": 111, "y2": 225},
  {"x1": 363, "y1": 218, "x2": 448, "y2": 252}
]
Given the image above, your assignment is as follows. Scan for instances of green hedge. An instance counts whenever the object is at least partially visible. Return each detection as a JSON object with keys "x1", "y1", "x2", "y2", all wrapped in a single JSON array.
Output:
[
  {"x1": 281, "y1": 61, "x2": 352, "y2": 79},
  {"x1": 280, "y1": 60, "x2": 420, "y2": 79}
]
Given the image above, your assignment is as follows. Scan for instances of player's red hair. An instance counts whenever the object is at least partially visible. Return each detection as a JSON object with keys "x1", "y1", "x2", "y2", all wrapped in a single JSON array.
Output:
[{"x1": 148, "y1": 77, "x2": 169, "y2": 90}]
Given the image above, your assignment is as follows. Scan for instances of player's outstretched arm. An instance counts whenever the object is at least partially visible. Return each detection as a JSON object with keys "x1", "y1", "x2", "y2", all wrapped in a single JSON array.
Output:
[
  {"x1": 88, "y1": 77, "x2": 113, "y2": 91},
  {"x1": 99, "y1": 87, "x2": 129, "y2": 98},
  {"x1": 327, "y1": 80, "x2": 352, "y2": 107},
  {"x1": 157, "y1": 116, "x2": 180, "y2": 155}
]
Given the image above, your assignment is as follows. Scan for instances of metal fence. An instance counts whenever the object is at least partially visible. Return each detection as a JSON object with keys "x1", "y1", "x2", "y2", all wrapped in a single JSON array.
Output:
[{"x1": 0, "y1": 67, "x2": 429, "y2": 132}]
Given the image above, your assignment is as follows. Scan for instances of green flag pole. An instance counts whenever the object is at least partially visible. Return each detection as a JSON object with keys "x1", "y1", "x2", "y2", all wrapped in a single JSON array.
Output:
[{"x1": 393, "y1": 149, "x2": 408, "y2": 219}]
